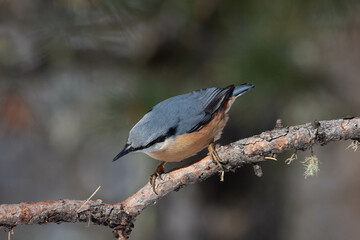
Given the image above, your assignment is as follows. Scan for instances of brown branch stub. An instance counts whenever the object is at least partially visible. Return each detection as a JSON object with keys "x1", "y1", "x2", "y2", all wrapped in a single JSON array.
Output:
[
  {"x1": 274, "y1": 118, "x2": 284, "y2": 129},
  {"x1": 0, "y1": 117, "x2": 359, "y2": 239},
  {"x1": 253, "y1": 164, "x2": 263, "y2": 177}
]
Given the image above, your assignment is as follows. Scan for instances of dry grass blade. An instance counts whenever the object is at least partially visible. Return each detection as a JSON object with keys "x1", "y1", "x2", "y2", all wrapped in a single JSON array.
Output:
[
  {"x1": 76, "y1": 186, "x2": 102, "y2": 213},
  {"x1": 345, "y1": 140, "x2": 359, "y2": 152}
]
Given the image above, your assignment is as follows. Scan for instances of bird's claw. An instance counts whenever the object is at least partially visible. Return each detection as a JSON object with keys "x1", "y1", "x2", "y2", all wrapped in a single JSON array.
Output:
[
  {"x1": 149, "y1": 161, "x2": 166, "y2": 194},
  {"x1": 208, "y1": 143, "x2": 225, "y2": 182}
]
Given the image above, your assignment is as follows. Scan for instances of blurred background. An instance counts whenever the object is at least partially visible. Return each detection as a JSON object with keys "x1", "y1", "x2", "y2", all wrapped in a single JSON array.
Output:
[{"x1": 0, "y1": 0, "x2": 360, "y2": 239}]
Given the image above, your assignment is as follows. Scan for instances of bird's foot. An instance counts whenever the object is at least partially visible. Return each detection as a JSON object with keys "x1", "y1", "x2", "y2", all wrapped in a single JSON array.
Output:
[
  {"x1": 149, "y1": 161, "x2": 166, "y2": 195},
  {"x1": 208, "y1": 143, "x2": 225, "y2": 182}
]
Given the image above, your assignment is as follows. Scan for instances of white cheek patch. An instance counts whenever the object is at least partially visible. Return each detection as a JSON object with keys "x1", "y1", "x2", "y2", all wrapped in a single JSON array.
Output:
[
  {"x1": 140, "y1": 137, "x2": 175, "y2": 153},
  {"x1": 138, "y1": 142, "x2": 161, "y2": 153}
]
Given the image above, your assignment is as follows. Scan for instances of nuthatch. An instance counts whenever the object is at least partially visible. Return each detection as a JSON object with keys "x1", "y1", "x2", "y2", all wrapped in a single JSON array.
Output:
[{"x1": 113, "y1": 83, "x2": 254, "y2": 193}]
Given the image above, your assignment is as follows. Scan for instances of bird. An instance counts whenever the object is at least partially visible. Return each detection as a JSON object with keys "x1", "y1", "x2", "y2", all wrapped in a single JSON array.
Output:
[{"x1": 113, "y1": 83, "x2": 255, "y2": 193}]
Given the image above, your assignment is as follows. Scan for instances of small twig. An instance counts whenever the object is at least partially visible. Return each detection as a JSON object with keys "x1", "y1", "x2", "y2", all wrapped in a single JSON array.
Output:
[
  {"x1": 219, "y1": 171, "x2": 224, "y2": 182},
  {"x1": 310, "y1": 127, "x2": 318, "y2": 140},
  {"x1": 285, "y1": 151, "x2": 297, "y2": 165},
  {"x1": 87, "y1": 217, "x2": 91, "y2": 227},
  {"x1": 346, "y1": 140, "x2": 359, "y2": 152},
  {"x1": 76, "y1": 185, "x2": 101, "y2": 213}
]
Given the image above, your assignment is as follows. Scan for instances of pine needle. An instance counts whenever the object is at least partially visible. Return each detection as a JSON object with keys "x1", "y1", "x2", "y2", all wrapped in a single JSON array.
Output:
[
  {"x1": 8, "y1": 229, "x2": 13, "y2": 240},
  {"x1": 76, "y1": 185, "x2": 101, "y2": 213},
  {"x1": 264, "y1": 156, "x2": 278, "y2": 161}
]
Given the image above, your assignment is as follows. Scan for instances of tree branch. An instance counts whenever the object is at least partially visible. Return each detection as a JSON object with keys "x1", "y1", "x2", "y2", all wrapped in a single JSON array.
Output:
[{"x1": 1, "y1": 117, "x2": 359, "y2": 239}]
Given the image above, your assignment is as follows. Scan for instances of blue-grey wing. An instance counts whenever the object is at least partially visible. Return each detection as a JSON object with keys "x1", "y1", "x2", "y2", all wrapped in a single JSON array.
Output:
[
  {"x1": 185, "y1": 85, "x2": 234, "y2": 132},
  {"x1": 128, "y1": 85, "x2": 235, "y2": 150}
]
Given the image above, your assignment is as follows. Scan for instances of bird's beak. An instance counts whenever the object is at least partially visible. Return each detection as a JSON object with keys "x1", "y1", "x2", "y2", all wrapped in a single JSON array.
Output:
[{"x1": 113, "y1": 144, "x2": 133, "y2": 161}]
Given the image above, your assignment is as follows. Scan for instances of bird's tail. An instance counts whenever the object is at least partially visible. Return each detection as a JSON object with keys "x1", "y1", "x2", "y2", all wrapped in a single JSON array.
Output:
[{"x1": 232, "y1": 83, "x2": 255, "y2": 97}]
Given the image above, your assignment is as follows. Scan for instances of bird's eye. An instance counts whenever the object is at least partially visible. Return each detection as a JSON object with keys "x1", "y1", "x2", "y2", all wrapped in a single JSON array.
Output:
[{"x1": 126, "y1": 143, "x2": 134, "y2": 151}]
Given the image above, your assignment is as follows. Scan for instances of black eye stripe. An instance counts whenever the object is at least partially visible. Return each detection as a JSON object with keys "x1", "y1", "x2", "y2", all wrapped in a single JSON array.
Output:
[
  {"x1": 166, "y1": 126, "x2": 177, "y2": 137},
  {"x1": 133, "y1": 125, "x2": 178, "y2": 151}
]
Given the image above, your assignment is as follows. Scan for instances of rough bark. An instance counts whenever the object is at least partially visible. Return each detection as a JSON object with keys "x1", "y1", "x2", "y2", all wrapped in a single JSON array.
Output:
[{"x1": 0, "y1": 117, "x2": 359, "y2": 239}]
